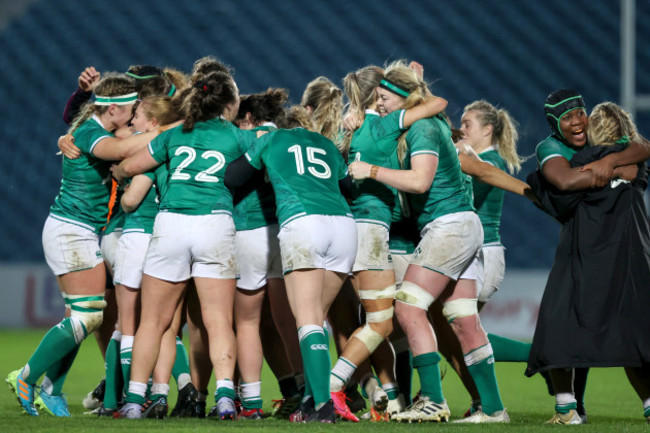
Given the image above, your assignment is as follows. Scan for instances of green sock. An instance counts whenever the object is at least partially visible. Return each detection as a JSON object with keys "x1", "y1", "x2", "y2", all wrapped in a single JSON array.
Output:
[
  {"x1": 125, "y1": 381, "x2": 147, "y2": 405},
  {"x1": 120, "y1": 336, "x2": 134, "y2": 398},
  {"x1": 215, "y1": 379, "x2": 236, "y2": 401},
  {"x1": 103, "y1": 333, "x2": 123, "y2": 410},
  {"x1": 302, "y1": 369, "x2": 313, "y2": 399},
  {"x1": 412, "y1": 352, "x2": 445, "y2": 403},
  {"x1": 172, "y1": 336, "x2": 191, "y2": 386},
  {"x1": 487, "y1": 333, "x2": 531, "y2": 362},
  {"x1": 382, "y1": 382, "x2": 400, "y2": 400},
  {"x1": 298, "y1": 325, "x2": 331, "y2": 406},
  {"x1": 25, "y1": 317, "x2": 85, "y2": 384},
  {"x1": 465, "y1": 344, "x2": 504, "y2": 415},
  {"x1": 42, "y1": 345, "x2": 80, "y2": 396}
]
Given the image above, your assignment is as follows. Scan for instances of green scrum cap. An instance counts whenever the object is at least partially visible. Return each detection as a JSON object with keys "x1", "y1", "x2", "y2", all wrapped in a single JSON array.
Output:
[{"x1": 544, "y1": 89, "x2": 586, "y2": 141}]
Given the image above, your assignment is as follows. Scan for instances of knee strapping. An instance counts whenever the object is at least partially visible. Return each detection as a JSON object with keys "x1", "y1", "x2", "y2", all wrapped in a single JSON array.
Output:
[
  {"x1": 366, "y1": 306, "x2": 394, "y2": 323},
  {"x1": 442, "y1": 298, "x2": 478, "y2": 322},
  {"x1": 61, "y1": 293, "x2": 71, "y2": 309},
  {"x1": 354, "y1": 323, "x2": 385, "y2": 353},
  {"x1": 68, "y1": 293, "x2": 107, "y2": 340},
  {"x1": 463, "y1": 344, "x2": 494, "y2": 367},
  {"x1": 359, "y1": 284, "x2": 396, "y2": 300},
  {"x1": 394, "y1": 281, "x2": 434, "y2": 310}
]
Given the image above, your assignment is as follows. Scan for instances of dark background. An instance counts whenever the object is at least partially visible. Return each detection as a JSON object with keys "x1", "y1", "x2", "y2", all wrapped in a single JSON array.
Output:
[{"x1": 1, "y1": 0, "x2": 648, "y2": 267}]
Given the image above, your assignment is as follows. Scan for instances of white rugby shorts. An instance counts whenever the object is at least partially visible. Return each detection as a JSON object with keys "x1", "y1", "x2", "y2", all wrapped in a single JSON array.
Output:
[
  {"x1": 390, "y1": 252, "x2": 414, "y2": 287},
  {"x1": 278, "y1": 215, "x2": 357, "y2": 274},
  {"x1": 113, "y1": 231, "x2": 152, "y2": 289},
  {"x1": 100, "y1": 229, "x2": 122, "y2": 274},
  {"x1": 477, "y1": 245, "x2": 505, "y2": 303},
  {"x1": 236, "y1": 224, "x2": 282, "y2": 290},
  {"x1": 410, "y1": 211, "x2": 483, "y2": 280},
  {"x1": 42, "y1": 214, "x2": 103, "y2": 275},
  {"x1": 352, "y1": 222, "x2": 393, "y2": 272},
  {"x1": 143, "y1": 212, "x2": 238, "y2": 282}
]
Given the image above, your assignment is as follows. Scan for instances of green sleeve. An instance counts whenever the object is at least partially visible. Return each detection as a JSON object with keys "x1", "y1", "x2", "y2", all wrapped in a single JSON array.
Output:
[
  {"x1": 245, "y1": 132, "x2": 271, "y2": 170},
  {"x1": 536, "y1": 136, "x2": 566, "y2": 168}
]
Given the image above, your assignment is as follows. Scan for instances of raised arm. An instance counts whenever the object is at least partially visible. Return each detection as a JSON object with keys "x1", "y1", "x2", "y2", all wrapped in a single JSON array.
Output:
[
  {"x1": 63, "y1": 67, "x2": 101, "y2": 125},
  {"x1": 403, "y1": 96, "x2": 448, "y2": 128}
]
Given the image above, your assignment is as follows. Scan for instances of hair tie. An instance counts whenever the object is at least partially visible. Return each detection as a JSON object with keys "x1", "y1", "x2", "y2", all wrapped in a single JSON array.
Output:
[
  {"x1": 379, "y1": 79, "x2": 410, "y2": 98},
  {"x1": 194, "y1": 80, "x2": 208, "y2": 92},
  {"x1": 615, "y1": 135, "x2": 630, "y2": 146}
]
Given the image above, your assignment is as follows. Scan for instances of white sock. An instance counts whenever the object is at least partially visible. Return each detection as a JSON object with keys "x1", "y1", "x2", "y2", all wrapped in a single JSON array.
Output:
[
  {"x1": 241, "y1": 381, "x2": 261, "y2": 400},
  {"x1": 150, "y1": 382, "x2": 170, "y2": 397},
  {"x1": 121, "y1": 335, "x2": 134, "y2": 352},
  {"x1": 643, "y1": 397, "x2": 650, "y2": 411},
  {"x1": 363, "y1": 375, "x2": 381, "y2": 397},
  {"x1": 128, "y1": 381, "x2": 148, "y2": 398},
  {"x1": 555, "y1": 392, "x2": 577, "y2": 408},
  {"x1": 41, "y1": 376, "x2": 53, "y2": 395},
  {"x1": 216, "y1": 379, "x2": 234, "y2": 391},
  {"x1": 330, "y1": 357, "x2": 357, "y2": 392},
  {"x1": 177, "y1": 373, "x2": 191, "y2": 390}
]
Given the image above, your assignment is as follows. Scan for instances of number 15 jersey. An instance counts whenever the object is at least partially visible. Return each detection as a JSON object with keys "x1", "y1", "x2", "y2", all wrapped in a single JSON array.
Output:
[{"x1": 245, "y1": 128, "x2": 352, "y2": 227}]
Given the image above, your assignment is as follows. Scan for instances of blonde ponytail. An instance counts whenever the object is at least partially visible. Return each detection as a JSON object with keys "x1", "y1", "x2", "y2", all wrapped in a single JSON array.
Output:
[{"x1": 464, "y1": 100, "x2": 523, "y2": 174}]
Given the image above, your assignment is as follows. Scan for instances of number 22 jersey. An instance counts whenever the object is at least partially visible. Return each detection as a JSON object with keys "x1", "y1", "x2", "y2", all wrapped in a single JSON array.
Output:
[{"x1": 149, "y1": 118, "x2": 256, "y2": 215}]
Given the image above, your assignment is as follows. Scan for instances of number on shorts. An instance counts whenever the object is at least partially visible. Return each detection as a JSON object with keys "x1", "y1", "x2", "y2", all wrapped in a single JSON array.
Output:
[
  {"x1": 287, "y1": 145, "x2": 331, "y2": 179},
  {"x1": 171, "y1": 146, "x2": 226, "y2": 183}
]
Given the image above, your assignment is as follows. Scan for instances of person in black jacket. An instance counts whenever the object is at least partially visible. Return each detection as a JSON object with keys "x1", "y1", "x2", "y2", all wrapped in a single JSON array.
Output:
[{"x1": 527, "y1": 92, "x2": 650, "y2": 425}]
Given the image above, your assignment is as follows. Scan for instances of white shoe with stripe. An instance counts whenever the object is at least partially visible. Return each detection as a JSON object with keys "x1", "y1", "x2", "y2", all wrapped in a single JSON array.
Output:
[{"x1": 391, "y1": 397, "x2": 450, "y2": 423}]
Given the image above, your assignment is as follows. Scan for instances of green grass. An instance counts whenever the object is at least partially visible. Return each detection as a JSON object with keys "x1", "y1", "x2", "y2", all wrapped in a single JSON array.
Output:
[{"x1": 1, "y1": 329, "x2": 648, "y2": 432}]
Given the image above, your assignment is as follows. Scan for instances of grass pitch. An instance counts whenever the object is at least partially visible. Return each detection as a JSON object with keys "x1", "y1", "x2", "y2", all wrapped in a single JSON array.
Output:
[{"x1": 0, "y1": 329, "x2": 647, "y2": 432}]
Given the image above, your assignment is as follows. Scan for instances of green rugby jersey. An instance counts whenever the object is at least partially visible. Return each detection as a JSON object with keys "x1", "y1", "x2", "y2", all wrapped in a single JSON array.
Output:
[
  {"x1": 122, "y1": 163, "x2": 168, "y2": 234},
  {"x1": 348, "y1": 109, "x2": 406, "y2": 228},
  {"x1": 245, "y1": 128, "x2": 352, "y2": 227},
  {"x1": 472, "y1": 148, "x2": 506, "y2": 245},
  {"x1": 406, "y1": 116, "x2": 474, "y2": 231},
  {"x1": 50, "y1": 116, "x2": 114, "y2": 233},
  {"x1": 149, "y1": 119, "x2": 256, "y2": 216},
  {"x1": 462, "y1": 169, "x2": 474, "y2": 204},
  {"x1": 233, "y1": 124, "x2": 278, "y2": 231},
  {"x1": 535, "y1": 135, "x2": 578, "y2": 169}
]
